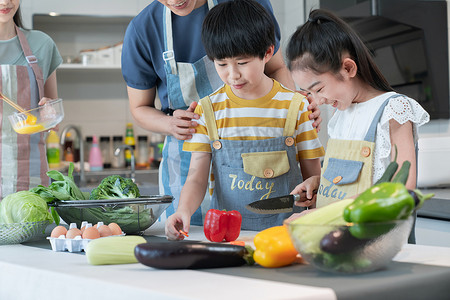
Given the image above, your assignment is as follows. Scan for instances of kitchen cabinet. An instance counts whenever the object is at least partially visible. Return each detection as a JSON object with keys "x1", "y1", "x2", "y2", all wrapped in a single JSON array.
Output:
[{"x1": 24, "y1": 1, "x2": 154, "y2": 138}]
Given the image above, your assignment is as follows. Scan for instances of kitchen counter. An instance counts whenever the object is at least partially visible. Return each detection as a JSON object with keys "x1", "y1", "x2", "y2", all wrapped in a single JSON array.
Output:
[{"x1": 0, "y1": 223, "x2": 449, "y2": 300}]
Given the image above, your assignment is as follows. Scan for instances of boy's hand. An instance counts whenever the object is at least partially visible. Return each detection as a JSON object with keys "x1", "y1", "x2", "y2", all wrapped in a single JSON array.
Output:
[
  {"x1": 165, "y1": 210, "x2": 191, "y2": 241},
  {"x1": 290, "y1": 175, "x2": 320, "y2": 208},
  {"x1": 169, "y1": 101, "x2": 200, "y2": 140}
]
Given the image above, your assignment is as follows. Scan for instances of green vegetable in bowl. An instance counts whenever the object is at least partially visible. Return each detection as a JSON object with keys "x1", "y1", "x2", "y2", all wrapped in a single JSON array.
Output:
[
  {"x1": 30, "y1": 163, "x2": 90, "y2": 202},
  {"x1": 89, "y1": 175, "x2": 140, "y2": 200},
  {"x1": 0, "y1": 191, "x2": 53, "y2": 224}
]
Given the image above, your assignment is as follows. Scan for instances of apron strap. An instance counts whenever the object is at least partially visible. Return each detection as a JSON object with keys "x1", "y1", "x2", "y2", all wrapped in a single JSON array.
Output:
[
  {"x1": 15, "y1": 26, "x2": 45, "y2": 100},
  {"x1": 200, "y1": 96, "x2": 219, "y2": 141},
  {"x1": 364, "y1": 94, "x2": 405, "y2": 142},
  {"x1": 282, "y1": 93, "x2": 304, "y2": 137},
  {"x1": 163, "y1": 0, "x2": 218, "y2": 74}
]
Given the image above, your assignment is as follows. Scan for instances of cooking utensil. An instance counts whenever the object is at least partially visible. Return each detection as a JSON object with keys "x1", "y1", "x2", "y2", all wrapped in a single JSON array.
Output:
[
  {"x1": 0, "y1": 92, "x2": 37, "y2": 125},
  {"x1": 245, "y1": 190, "x2": 317, "y2": 214}
]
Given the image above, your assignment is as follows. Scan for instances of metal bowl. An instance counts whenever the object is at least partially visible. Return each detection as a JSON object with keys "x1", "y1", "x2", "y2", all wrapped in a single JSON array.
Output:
[
  {"x1": 285, "y1": 216, "x2": 414, "y2": 274},
  {"x1": 50, "y1": 195, "x2": 173, "y2": 234},
  {"x1": 0, "y1": 220, "x2": 51, "y2": 245}
]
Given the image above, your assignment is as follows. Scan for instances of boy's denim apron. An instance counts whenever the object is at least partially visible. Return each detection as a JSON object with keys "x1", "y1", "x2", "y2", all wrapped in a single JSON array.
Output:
[
  {"x1": 317, "y1": 96, "x2": 401, "y2": 207},
  {"x1": 0, "y1": 26, "x2": 48, "y2": 198},
  {"x1": 160, "y1": 0, "x2": 223, "y2": 224},
  {"x1": 200, "y1": 93, "x2": 305, "y2": 231}
]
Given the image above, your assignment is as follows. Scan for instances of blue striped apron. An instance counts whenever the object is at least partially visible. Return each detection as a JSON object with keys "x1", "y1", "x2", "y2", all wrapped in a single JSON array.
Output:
[
  {"x1": 159, "y1": 0, "x2": 223, "y2": 225},
  {"x1": 0, "y1": 26, "x2": 48, "y2": 199},
  {"x1": 200, "y1": 93, "x2": 305, "y2": 231}
]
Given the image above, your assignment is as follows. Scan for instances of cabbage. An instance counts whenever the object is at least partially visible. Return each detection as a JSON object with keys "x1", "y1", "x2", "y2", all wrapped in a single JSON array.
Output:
[{"x1": 0, "y1": 191, "x2": 53, "y2": 224}]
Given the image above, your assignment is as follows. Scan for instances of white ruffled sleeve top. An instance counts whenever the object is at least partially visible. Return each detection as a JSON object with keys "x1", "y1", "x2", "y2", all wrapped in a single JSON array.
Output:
[{"x1": 327, "y1": 92, "x2": 430, "y2": 183}]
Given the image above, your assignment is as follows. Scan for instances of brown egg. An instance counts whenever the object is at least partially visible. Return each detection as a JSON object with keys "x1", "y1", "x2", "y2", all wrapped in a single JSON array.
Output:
[
  {"x1": 98, "y1": 225, "x2": 113, "y2": 237},
  {"x1": 108, "y1": 222, "x2": 122, "y2": 235},
  {"x1": 50, "y1": 225, "x2": 68, "y2": 238},
  {"x1": 66, "y1": 228, "x2": 82, "y2": 239},
  {"x1": 82, "y1": 227, "x2": 100, "y2": 239}
]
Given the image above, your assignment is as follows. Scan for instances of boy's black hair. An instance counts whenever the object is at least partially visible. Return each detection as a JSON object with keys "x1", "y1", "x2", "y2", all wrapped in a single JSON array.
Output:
[
  {"x1": 202, "y1": 0, "x2": 275, "y2": 60},
  {"x1": 287, "y1": 9, "x2": 392, "y2": 93}
]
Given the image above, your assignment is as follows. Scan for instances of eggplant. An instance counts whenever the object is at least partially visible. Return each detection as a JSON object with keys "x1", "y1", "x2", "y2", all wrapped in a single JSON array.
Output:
[
  {"x1": 134, "y1": 241, "x2": 254, "y2": 269},
  {"x1": 320, "y1": 227, "x2": 370, "y2": 254}
]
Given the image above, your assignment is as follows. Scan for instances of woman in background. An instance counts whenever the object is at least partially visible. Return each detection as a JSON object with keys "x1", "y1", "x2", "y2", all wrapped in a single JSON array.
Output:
[{"x1": 0, "y1": 0, "x2": 62, "y2": 198}]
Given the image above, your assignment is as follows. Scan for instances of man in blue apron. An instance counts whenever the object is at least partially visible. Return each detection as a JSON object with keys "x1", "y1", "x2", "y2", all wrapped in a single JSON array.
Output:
[{"x1": 122, "y1": 0, "x2": 320, "y2": 225}]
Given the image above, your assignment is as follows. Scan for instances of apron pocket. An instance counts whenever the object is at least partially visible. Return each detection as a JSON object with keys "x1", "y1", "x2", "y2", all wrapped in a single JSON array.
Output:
[
  {"x1": 241, "y1": 150, "x2": 290, "y2": 179},
  {"x1": 323, "y1": 158, "x2": 363, "y2": 185}
]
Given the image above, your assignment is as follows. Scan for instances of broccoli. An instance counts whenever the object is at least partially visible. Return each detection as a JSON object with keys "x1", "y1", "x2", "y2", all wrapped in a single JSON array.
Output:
[{"x1": 89, "y1": 175, "x2": 140, "y2": 200}]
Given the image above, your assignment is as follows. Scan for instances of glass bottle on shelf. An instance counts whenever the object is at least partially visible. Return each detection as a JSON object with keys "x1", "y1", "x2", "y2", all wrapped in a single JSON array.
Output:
[
  {"x1": 63, "y1": 131, "x2": 74, "y2": 162},
  {"x1": 124, "y1": 123, "x2": 135, "y2": 167}
]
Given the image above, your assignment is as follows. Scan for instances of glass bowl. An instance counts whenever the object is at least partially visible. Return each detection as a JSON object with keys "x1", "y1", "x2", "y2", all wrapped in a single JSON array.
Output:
[
  {"x1": 50, "y1": 195, "x2": 173, "y2": 234},
  {"x1": 284, "y1": 216, "x2": 414, "y2": 274},
  {"x1": 8, "y1": 98, "x2": 64, "y2": 135}
]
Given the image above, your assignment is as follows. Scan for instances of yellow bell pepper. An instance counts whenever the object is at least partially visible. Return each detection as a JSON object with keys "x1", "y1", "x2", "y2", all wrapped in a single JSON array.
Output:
[{"x1": 253, "y1": 225, "x2": 299, "y2": 268}]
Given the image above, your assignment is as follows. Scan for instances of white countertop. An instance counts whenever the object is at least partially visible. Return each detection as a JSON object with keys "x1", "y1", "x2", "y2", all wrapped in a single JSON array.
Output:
[{"x1": 1, "y1": 223, "x2": 449, "y2": 300}]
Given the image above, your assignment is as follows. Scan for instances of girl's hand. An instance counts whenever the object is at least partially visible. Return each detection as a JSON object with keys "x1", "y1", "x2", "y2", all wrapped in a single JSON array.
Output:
[
  {"x1": 291, "y1": 175, "x2": 320, "y2": 208},
  {"x1": 169, "y1": 101, "x2": 200, "y2": 140},
  {"x1": 165, "y1": 210, "x2": 191, "y2": 241},
  {"x1": 38, "y1": 97, "x2": 53, "y2": 106}
]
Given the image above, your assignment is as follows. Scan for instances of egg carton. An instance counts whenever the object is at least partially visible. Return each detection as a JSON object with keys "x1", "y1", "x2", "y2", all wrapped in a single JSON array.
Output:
[{"x1": 47, "y1": 235, "x2": 91, "y2": 252}]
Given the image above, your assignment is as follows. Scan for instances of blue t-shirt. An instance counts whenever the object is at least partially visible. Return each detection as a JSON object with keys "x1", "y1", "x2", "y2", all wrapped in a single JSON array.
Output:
[{"x1": 121, "y1": 0, "x2": 281, "y2": 113}]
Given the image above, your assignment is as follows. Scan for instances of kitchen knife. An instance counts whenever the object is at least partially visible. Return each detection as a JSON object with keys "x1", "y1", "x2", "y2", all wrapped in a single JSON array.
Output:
[{"x1": 245, "y1": 190, "x2": 317, "y2": 214}]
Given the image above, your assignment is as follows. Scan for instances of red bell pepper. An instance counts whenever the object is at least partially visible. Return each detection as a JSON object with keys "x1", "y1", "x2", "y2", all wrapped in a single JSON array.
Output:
[{"x1": 204, "y1": 209, "x2": 242, "y2": 242}]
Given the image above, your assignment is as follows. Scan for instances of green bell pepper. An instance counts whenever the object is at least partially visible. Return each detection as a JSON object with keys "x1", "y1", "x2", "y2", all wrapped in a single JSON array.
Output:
[{"x1": 343, "y1": 182, "x2": 414, "y2": 223}]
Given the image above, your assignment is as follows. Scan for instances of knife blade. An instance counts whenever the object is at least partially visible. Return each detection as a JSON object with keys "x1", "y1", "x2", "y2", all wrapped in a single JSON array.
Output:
[{"x1": 245, "y1": 190, "x2": 317, "y2": 214}]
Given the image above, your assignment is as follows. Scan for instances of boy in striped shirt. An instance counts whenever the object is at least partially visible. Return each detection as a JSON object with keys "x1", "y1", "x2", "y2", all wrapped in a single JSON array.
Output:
[{"x1": 165, "y1": 0, "x2": 324, "y2": 239}]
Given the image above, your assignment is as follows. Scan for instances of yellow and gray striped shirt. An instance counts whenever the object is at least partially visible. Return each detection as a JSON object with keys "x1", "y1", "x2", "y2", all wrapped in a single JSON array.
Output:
[{"x1": 183, "y1": 80, "x2": 325, "y2": 161}]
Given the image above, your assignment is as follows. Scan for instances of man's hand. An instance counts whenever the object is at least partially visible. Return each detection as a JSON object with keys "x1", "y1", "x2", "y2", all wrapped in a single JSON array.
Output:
[
  {"x1": 169, "y1": 102, "x2": 200, "y2": 140},
  {"x1": 298, "y1": 91, "x2": 322, "y2": 132}
]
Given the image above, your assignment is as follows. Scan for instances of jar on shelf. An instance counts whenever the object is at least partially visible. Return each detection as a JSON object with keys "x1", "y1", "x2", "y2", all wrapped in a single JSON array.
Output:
[
  {"x1": 100, "y1": 136, "x2": 111, "y2": 169},
  {"x1": 136, "y1": 135, "x2": 150, "y2": 169},
  {"x1": 112, "y1": 135, "x2": 125, "y2": 168}
]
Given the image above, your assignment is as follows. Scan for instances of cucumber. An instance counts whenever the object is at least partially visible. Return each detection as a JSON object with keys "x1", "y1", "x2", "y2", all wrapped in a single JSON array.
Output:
[
  {"x1": 135, "y1": 241, "x2": 254, "y2": 269},
  {"x1": 391, "y1": 160, "x2": 411, "y2": 185},
  {"x1": 375, "y1": 145, "x2": 398, "y2": 184}
]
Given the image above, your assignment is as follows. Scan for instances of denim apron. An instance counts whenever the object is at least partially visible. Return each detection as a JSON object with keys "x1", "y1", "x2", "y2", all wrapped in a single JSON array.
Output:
[
  {"x1": 159, "y1": 0, "x2": 223, "y2": 224},
  {"x1": 200, "y1": 93, "x2": 305, "y2": 231},
  {"x1": 317, "y1": 96, "x2": 399, "y2": 207},
  {"x1": 0, "y1": 26, "x2": 47, "y2": 199}
]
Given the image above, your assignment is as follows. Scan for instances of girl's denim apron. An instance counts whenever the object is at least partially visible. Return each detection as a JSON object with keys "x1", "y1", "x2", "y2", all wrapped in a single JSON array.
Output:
[
  {"x1": 317, "y1": 96, "x2": 401, "y2": 207},
  {"x1": 200, "y1": 93, "x2": 305, "y2": 231},
  {"x1": 0, "y1": 26, "x2": 48, "y2": 199},
  {"x1": 160, "y1": 0, "x2": 223, "y2": 224}
]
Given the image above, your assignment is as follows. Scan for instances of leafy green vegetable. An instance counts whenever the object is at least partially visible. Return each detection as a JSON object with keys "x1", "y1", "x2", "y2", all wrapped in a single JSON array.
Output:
[
  {"x1": 30, "y1": 163, "x2": 90, "y2": 202},
  {"x1": 89, "y1": 175, "x2": 140, "y2": 200},
  {"x1": 0, "y1": 191, "x2": 53, "y2": 224}
]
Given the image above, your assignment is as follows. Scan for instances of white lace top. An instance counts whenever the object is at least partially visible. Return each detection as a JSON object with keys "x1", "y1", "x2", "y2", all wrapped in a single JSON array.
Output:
[{"x1": 327, "y1": 92, "x2": 430, "y2": 183}]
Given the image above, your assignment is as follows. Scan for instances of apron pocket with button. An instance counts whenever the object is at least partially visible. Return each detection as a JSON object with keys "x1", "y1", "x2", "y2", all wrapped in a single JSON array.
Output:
[
  {"x1": 241, "y1": 150, "x2": 290, "y2": 179},
  {"x1": 323, "y1": 158, "x2": 363, "y2": 185}
]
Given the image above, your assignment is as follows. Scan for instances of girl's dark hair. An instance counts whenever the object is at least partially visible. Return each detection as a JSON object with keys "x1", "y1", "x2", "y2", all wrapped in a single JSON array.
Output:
[
  {"x1": 13, "y1": 6, "x2": 25, "y2": 28},
  {"x1": 202, "y1": 0, "x2": 275, "y2": 60},
  {"x1": 287, "y1": 9, "x2": 392, "y2": 92}
]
